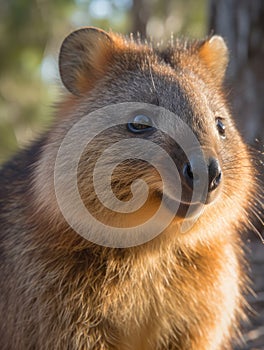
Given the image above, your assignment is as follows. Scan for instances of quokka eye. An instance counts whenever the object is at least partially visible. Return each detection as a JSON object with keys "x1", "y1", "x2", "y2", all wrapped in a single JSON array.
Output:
[
  {"x1": 127, "y1": 114, "x2": 154, "y2": 133},
  {"x1": 216, "y1": 118, "x2": 226, "y2": 138}
]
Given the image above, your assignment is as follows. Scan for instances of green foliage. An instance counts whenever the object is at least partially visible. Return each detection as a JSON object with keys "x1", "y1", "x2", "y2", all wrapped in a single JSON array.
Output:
[{"x1": 0, "y1": 0, "x2": 75, "y2": 162}]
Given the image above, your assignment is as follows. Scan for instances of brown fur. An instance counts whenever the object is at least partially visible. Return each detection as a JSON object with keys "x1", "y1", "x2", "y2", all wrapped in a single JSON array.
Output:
[{"x1": 0, "y1": 28, "x2": 258, "y2": 349}]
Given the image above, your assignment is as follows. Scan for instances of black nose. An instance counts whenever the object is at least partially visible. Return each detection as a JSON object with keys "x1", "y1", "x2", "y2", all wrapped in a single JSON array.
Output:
[
  {"x1": 207, "y1": 158, "x2": 222, "y2": 192},
  {"x1": 183, "y1": 157, "x2": 222, "y2": 192}
]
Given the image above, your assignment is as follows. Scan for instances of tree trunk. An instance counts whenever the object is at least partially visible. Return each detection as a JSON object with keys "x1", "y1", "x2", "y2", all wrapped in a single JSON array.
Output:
[
  {"x1": 208, "y1": 0, "x2": 264, "y2": 145},
  {"x1": 131, "y1": 0, "x2": 171, "y2": 39},
  {"x1": 131, "y1": 0, "x2": 151, "y2": 38}
]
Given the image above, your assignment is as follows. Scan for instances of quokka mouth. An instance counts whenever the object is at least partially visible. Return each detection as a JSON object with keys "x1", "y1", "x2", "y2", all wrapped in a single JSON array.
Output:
[
  {"x1": 154, "y1": 180, "x2": 222, "y2": 219},
  {"x1": 154, "y1": 190, "x2": 205, "y2": 219}
]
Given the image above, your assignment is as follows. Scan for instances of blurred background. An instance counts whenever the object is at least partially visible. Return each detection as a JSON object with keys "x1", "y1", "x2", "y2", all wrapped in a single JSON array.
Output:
[
  {"x1": 0, "y1": 0, "x2": 263, "y2": 163},
  {"x1": 0, "y1": 1, "x2": 263, "y2": 348}
]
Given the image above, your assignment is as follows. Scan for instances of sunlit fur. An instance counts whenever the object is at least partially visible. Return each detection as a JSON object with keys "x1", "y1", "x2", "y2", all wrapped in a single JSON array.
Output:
[{"x1": 0, "y1": 28, "x2": 261, "y2": 350}]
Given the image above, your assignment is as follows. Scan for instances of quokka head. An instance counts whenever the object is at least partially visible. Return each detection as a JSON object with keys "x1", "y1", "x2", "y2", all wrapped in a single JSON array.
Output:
[{"x1": 35, "y1": 27, "x2": 256, "y2": 247}]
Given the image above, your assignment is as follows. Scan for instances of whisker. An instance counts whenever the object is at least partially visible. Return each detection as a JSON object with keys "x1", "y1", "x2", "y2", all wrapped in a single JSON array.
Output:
[
  {"x1": 221, "y1": 189, "x2": 264, "y2": 244},
  {"x1": 244, "y1": 216, "x2": 264, "y2": 244}
]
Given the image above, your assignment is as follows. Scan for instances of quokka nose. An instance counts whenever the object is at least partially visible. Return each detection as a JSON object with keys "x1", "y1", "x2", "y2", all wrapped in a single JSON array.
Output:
[
  {"x1": 207, "y1": 158, "x2": 222, "y2": 192},
  {"x1": 183, "y1": 157, "x2": 222, "y2": 192}
]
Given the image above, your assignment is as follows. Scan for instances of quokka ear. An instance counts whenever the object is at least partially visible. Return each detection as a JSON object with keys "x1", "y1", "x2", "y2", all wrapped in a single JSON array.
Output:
[
  {"x1": 59, "y1": 27, "x2": 114, "y2": 95},
  {"x1": 198, "y1": 35, "x2": 229, "y2": 84}
]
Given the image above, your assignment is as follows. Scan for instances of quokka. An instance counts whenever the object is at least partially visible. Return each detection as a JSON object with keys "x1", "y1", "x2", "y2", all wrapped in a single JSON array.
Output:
[{"x1": 0, "y1": 27, "x2": 259, "y2": 350}]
